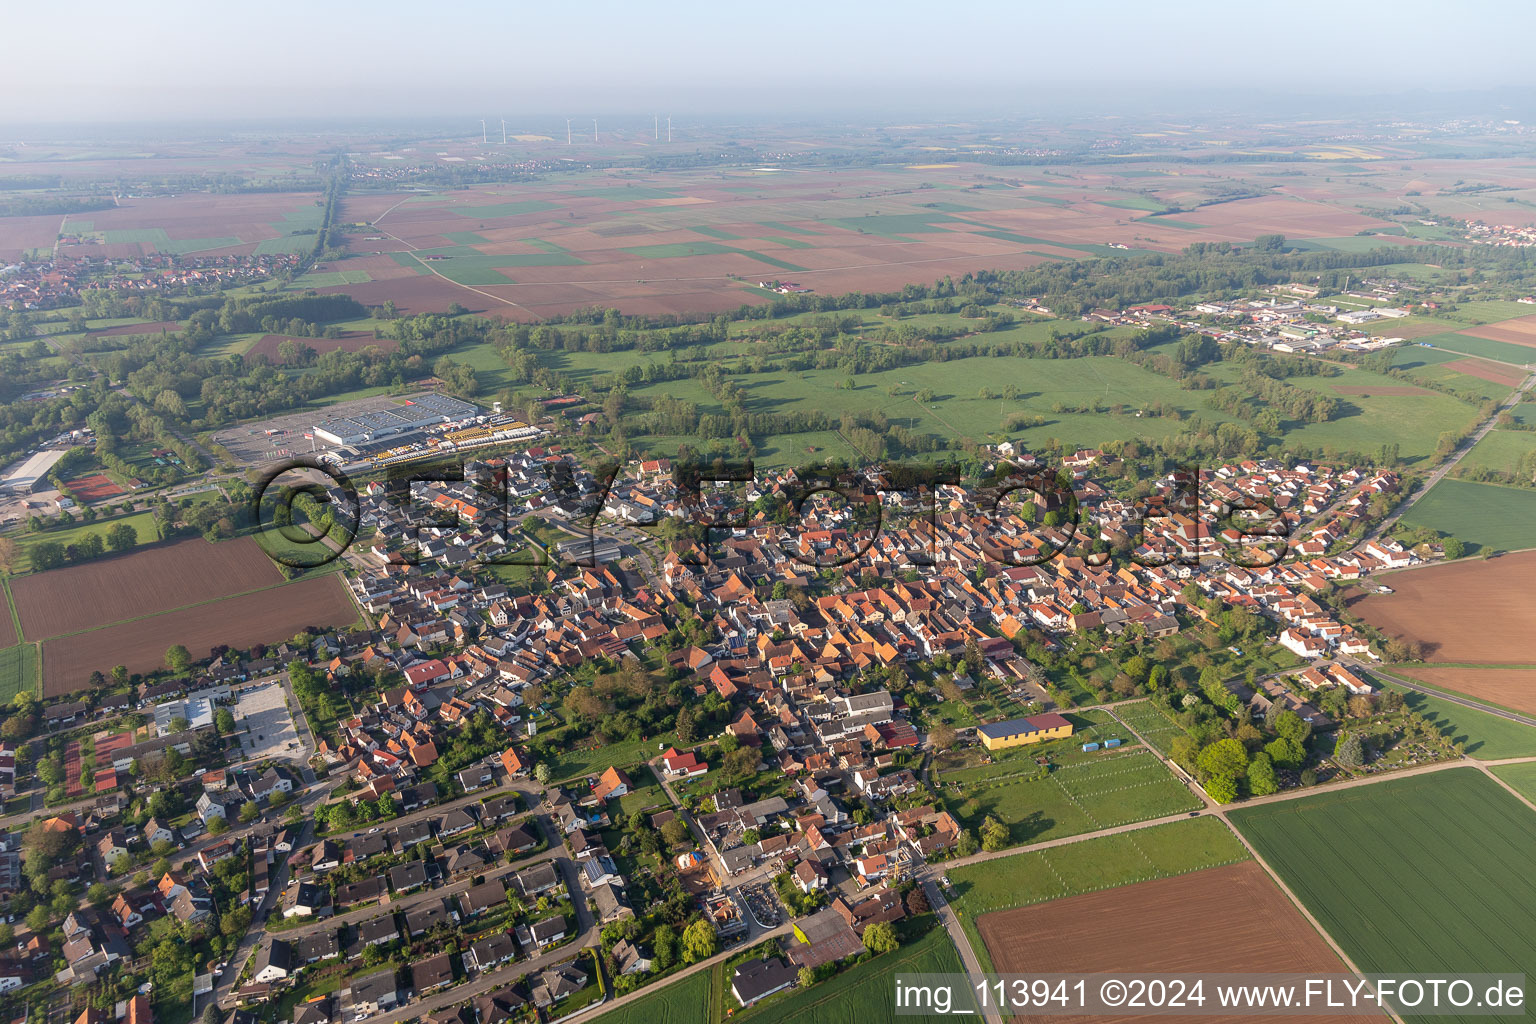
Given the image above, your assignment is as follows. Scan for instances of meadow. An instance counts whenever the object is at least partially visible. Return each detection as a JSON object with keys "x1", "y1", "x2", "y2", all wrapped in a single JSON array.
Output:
[
  {"x1": 13, "y1": 510, "x2": 159, "y2": 572},
  {"x1": 1397, "y1": 478, "x2": 1536, "y2": 552},
  {"x1": 1490, "y1": 761, "x2": 1536, "y2": 804},
  {"x1": 1458, "y1": 429, "x2": 1536, "y2": 477},
  {"x1": 596, "y1": 969, "x2": 711, "y2": 1024},
  {"x1": 1230, "y1": 768, "x2": 1536, "y2": 1024},
  {"x1": 0, "y1": 644, "x2": 38, "y2": 701},
  {"x1": 1386, "y1": 682, "x2": 1536, "y2": 759}
]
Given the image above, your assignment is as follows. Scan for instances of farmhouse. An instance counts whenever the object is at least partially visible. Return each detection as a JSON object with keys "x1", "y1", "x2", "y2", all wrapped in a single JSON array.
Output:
[{"x1": 977, "y1": 713, "x2": 1073, "y2": 751}]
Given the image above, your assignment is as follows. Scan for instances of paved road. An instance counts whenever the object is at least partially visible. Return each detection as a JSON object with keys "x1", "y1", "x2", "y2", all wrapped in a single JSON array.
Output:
[{"x1": 924, "y1": 876, "x2": 1003, "y2": 1024}]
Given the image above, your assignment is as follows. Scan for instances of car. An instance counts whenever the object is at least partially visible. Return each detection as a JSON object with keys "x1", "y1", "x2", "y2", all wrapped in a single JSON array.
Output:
[
  {"x1": 354, "y1": 832, "x2": 362, "y2": 838},
  {"x1": 1187, "y1": 811, "x2": 1201, "y2": 817},
  {"x1": 368, "y1": 827, "x2": 379, "y2": 833}
]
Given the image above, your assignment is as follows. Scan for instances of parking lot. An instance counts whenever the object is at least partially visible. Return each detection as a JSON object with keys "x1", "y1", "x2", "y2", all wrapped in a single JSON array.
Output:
[{"x1": 232, "y1": 679, "x2": 302, "y2": 764}]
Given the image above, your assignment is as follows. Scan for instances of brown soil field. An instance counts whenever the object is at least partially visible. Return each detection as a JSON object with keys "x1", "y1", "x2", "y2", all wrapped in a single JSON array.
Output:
[
  {"x1": 317, "y1": 276, "x2": 509, "y2": 317},
  {"x1": 88, "y1": 320, "x2": 182, "y2": 337},
  {"x1": 40, "y1": 574, "x2": 356, "y2": 696},
  {"x1": 11, "y1": 536, "x2": 281, "y2": 641},
  {"x1": 1391, "y1": 666, "x2": 1536, "y2": 714},
  {"x1": 247, "y1": 332, "x2": 395, "y2": 363},
  {"x1": 1349, "y1": 551, "x2": 1536, "y2": 663},
  {"x1": 1332, "y1": 385, "x2": 1436, "y2": 397},
  {"x1": 0, "y1": 213, "x2": 69, "y2": 259},
  {"x1": 64, "y1": 474, "x2": 126, "y2": 502},
  {"x1": 977, "y1": 861, "x2": 1373, "y2": 1024},
  {"x1": 1443, "y1": 357, "x2": 1526, "y2": 386},
  {"x1": 1459, "y1": 315, "x2": 1536, "y2": 347}
]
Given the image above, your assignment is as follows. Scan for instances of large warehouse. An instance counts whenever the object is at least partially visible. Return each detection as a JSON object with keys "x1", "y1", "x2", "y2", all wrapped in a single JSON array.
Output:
[
  {"x1": 1, "y1": 450, "x2": 66, "y2": 494},
  {"x1": 312, "y1": 394, "x2": 479, "y2": 446}
]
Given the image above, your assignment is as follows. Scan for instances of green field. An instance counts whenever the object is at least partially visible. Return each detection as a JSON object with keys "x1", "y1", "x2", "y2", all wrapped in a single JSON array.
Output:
[
  {"x1": 1230, "y1": 768, "x2": 1536, "y2": 1023},
  {"x1": 947, "y1": 816, "x2": 1250, "y2": 972},
  {"x1": 1490, "y1": 762, "x2": 1536, "y2": 804},
  {"x1": 14, "y1": 510, "x2": 159, "y2": 572},
  {"x1": 1114, "y1": 701, "x2": 1185, "y2": 756},
  {"x1": 1377, "y1": 681, "x2": 1536, "y2": 759},
  {"x1": 0, "y1": 644, "x2": 38, "y2": 701},
  {"x1": 1417, "y1": 331, "x2": 1536, "y2": 365},
  {"x1": 1459, "y1": 429, "x2": 1536, "y2": 477},
  {"x1": 744, "y1": 927, "x2": 973, "y2": 1024},
  {"x1": 449, "y1": 200, "x2": 562, "y2": 218},
  {"x1": 405, "y1": 247, "x2": 586, "y2": 285},
  {"x1": 1398, "y1": 478, "x2": 1536, "y2": 552},
  {"x1": 944, "y1": 745, "x2": 1200, "y2": 849},
  {"x1": 595, "y1": 969, "x2": 711, "y2": 1024}
]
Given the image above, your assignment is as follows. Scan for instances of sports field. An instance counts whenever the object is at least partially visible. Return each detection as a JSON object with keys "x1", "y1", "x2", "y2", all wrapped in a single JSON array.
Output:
[
  {"x1": 1230, "y1": 768, "x2": 1536, "y2": 1023},
  {"x1": 1397, "y1": 478, "x2": 1536, "y2": 553}
]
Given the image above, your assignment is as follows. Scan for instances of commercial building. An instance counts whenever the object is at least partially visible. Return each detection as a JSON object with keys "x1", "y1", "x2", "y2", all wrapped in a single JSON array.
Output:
[{"x1": 976, "y1": 713, "x2": 1074, "y2": 751}]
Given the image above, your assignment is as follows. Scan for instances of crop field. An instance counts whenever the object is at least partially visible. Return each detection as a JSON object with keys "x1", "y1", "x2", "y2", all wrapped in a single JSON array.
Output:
[
  {"x1": 1113, "y1": 701, "x2": 1185, "y2": 755},
  {"x1": 1458, "y1": 429, "x2": 1536, "y2": 477},
  {"x1": 0, "y1": 644, "x2": 37, "y2": 701},
  {"x1": 1396, "y1": 478, "x2": 1536, "y2": 553},
  {"x1": 1490, "y1": 762, "x2": 1536, "y2": 805},
  {"x1": 1349, "y1": 549, "x2": 1536, "y2": 663},
  {"x1": 246, "y1": 331, "x2": 393, "y2": 362},
  {"x1": 12, "y1": 510, "x2": 158, "y2": 573},
  {"x1": 947, "y1": 816, "x2": 1250, "y2": 971},
  {"x1": 40, "y1": 573, "x2": 357, "y2": 696},
  {"x1": 944, "y1": 745, "x2": 1200, "y2": 849},
  {"x1": 976, "y1": 862, "x2": 1369, "y2": 1024},
  {"x1": 596, "y1": 969, "x2": 711, "y2": 1024},
  {"x1": 1385, "y1": 666, "x2": 1536, "y2": 716},
  {"x1": 744, "y1": 927, "x2": 973, "y2": 1024},
  {"x1": 11, "y1": 536, "x2": 282, "y2": 640},
  {"x1": 1418, "y1": 331, "x2": 1536, "y2": 365},
  {"x1": 53, "y1": 192, "x2": 325, "y2": 260},
  {"x1": 1230, "y1": 768, "x2": 1536, "y2": 1023},
  {"x1": 1457, "y1": 313, "x2": 1536, "y2": 347}
]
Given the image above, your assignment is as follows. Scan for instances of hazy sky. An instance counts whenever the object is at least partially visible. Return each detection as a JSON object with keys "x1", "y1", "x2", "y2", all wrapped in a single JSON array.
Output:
[{"x1": 4, "y1": 0, "x2": 1535, "y2": 122}]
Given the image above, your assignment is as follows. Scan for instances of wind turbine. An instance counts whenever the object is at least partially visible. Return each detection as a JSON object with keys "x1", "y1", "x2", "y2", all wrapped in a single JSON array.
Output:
[
  {"x1": 593, "y1": 118, "x2": 598, "y2": 144},
  {"x1": 667, "y1": 116, "x2": 672, "y2": 142},
  {"x1": 654, "y1": 115, "x2": 658, "y2": 141},
  {"x1": 480, "y1": 119, "x2": 487, "y2": 144},
  {"x1": 566, "y1": 119, "x2": 572, "y2": 145},
  {"x1": 500, "y1": 118, "x2": 507, "y2": 145}
]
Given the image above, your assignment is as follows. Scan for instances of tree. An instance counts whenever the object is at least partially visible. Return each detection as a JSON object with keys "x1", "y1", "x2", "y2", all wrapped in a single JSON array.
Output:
[
  {"x1": 798, "y1": 966, "x2": 816, "y2": 989},
  {"x1": 1204, "y1": 773, "x2": 1240, "y2": 804},
  {"x1": 956, "y1": 829, "x2": 979, "y2": 857},
  {"x1": 165, "y1": 645, "x2": 192, "y2": 673},
  {"x1": 215, "y1": 708, "x2": 236, "y2": 734},
  {"x1": 105, "y1": 522, "x2": 138, "y2": 553},
  {"x1": 268, "y1": 790, "x2": 289, "y2": 808},
  {"x1": 904, "y1": 886, "x2": 930, "y2": 916},
  {"x1": 928, "y1": 723, "x2": 957, "y2": 751},
  {"x1": 533, "y1": 762, "x2": 551, "y2": 785},
  {"x1": 207, "y1": 816, "x2": 229, "y2": 835},
  {"x1": 1196, "y1": 738, "x2": 1249, "y2": 780},
  {"x1": 1264, "y1": 736, "x2": 1306, "y2": 770},
  {"x1": 1334, "y1": 733, "x2": 1365, "y2": 768},
  {"x1": 661, "y1": 817, "x2": 692, "y2": 848},
  {"x1": 681, "y1": 918, "x2": 717, "y2": 964},
  {"x1": 87, "y1": 882, "x2": 112, "y2": 906},
  {"x1": 0, "y1": 536, "x2": 17, "y2": 574},
  {"x1": 1247, "y1": 752, "x2": 1279, "y2": 797},
  {"x1": 239, "y1": 801, "x2": 261, "y2": 823},
  {"x1": 979, "y1": 815, "x2": 1010, "y2": 852},
  {"x1": 31, "y1": 541, "x2": 65, "y2": 571},
  {"x1": 24, "y1": 905, "x2": 49, "y2": 934},
  {"x1": 862, "y1": 921, "x2": 899, "y2": 955}
]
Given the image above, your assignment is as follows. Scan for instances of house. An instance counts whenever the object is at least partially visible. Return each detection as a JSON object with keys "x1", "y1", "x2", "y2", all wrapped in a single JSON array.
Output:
[
  {"x1": 297, "y1": 930, "x2": 341, "y2": 964},
  {"x1": 530, "y1": 960, "x2": 588, "y2": 1008},
  {"x1": 485, "y1": 823, "x2": 537, "y2": 857},
  {"x1": 458, "y1": 879, "x2": 508, "y2": 918},
  {"x1": 388, "y1": 861, "x2": 428, "y2": 894},
  {"x1": 142, "y1": 818, "x2": 176, "y2": 846},
  {"x1": 96, "y1": 829, "x2": 130, "y2": 868},
  {"x1": 466, "y1": 932, "x2": 517, "y2": 972},
  {"x1": 346, "y1": 970, "x2": 401, "y2": 1020},
  {"x1": 335, "y1": 876, "x2": 386, "y2": 907},
  {"x1": 659, "y1": 747, "x2": 708, "y2": 778},
  {"x1": 517, "y1": 915, "x2": 567, "y2": 949},
  {"x1": 514, "y1": 861, "x2": 560, "y2": 896},
  {"x1": 311, "y1": 840, "x2": 342, "y2": 872},
  {"x1": 437, "y1": 807, "x2": 476, "y2": 838},
  {"x1": 405, "y1": 899, "x2": 455, "y2": 937},
  {"x1": 250, "y1": 766, "x2": 296, "y2": 801},
  {"x1": 455, "y1": 766, "x2": 495, "y2": 792},
  {"x1": 592, "y1": 766, "x2": 631, "y2": 802},
  {"x1": 786, "y1": 908, "x2": 863, "y2": 970},
  {"x1": 469, "y1": 986, "x2": 527, "y2": 1024},
  {"x1": 976, "y1": 713, "x2": 1073, "y2": 751},
  {"x1": 832, "y1": 889, "x2": 906, "y2": 935},
  {"x1": 251, "y1": 940, "x2": 295, "y2": 983},
  {"x1": 283, "y1": 882, "x2": 326, "y2": 918},
  {"x1": 611, "y1": 938, "x2": 652, "y2": 976},
  {"x1": 732, "y1": 957, "x2": 796, "y2": 1006},
  {"x1": 411, "y1": 952, "x2": 454, "y2": 995},
  {"x1": 353, "y1": 914, "x2": 400, "y2": 950}
]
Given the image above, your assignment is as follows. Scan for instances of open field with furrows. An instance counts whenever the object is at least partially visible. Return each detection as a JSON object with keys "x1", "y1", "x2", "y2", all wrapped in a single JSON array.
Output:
[
  {"x1": 1490, "y1": 761, "x2": 1536, "y2": 804},
  {"x1": 1349, "y1": 549, "x2": 1536, "y2": 663},
  {"x1": 40, "y1": 573, "x2": 357, "y2": 696},
  {"x1": 1229, "y1": 768, "x2": 1536, "y2": 1024},
  {"x1": 45, "y1": 192, "x2": 325, "y2": 260},
  {"x1": 946, "y1": 816, "x2": 1250, "y2": 972},
  {"x1": 977, "y1": 862, "x2": 1373, "y2": 1024},
  {"x1": 594, "y1": 969, "x2": 711, "y2": 1024},
  {"x1": 320, "y1": 163, "x2": 1408, "y2": 318},
  {"x1": 0, "y1": 581, "x2": 16, "y2": 649},
  {"x1": 11, "y1": 536, "x2": 282, "y2": 640},
  {"x1": 947, "y1": 747, "x2": 1201, "y2": 850},
  {"x1": 1395, "y1": 478, "x2": 1536, "y2": 554},
  {"x1": 1386, "y1": 667, "x2": 1536, "y2": 717}
]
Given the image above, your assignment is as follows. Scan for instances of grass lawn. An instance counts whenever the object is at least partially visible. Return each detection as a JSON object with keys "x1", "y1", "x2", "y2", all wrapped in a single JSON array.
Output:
[
  {"x1": 596, "y1": 968, "x2": 711, "y2": 1024},
  {"x1": 0, "y1": 644, "x2": 38, "y2": 701},
  {"x1": 13, "y1": 510, "x2": 159, "y2": 572},
  {"x1": 615, "y1": 764, "x2": 670, "y2": 817},
  {"x1": 946, "y1": 816, "x2": 1250, "y2": 972},
  {"x1": 544, "y1": 726, "x2": 677, "y2": 784},
  {"x1": 1230, "y1": 767, "x2": 1536, "y2": 1021},
  {"x1": 1398, "y1": 478, "x2": 1536, "y2": 552}
]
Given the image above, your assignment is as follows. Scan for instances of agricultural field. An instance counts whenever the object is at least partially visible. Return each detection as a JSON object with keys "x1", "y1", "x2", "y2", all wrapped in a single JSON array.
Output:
[
  {"x1": 11, "y1": 536, "x2": 281, "y2": 640},
  {"x1": 595, "y1": 969, "x2": 711, "y2": 1024},
  {"x1": 1396, "y1": 478, "x2": 1536, "y2": 553},
  {"x1": 1230, "y1": 767, "x2": 1536, "y2": 1023},
  {"x1": 975, "y1": 862, "x2": 1371, "y2": 1024},
  {"x1": 39, "y1": 573, "x2": 358, "y2": 696},
  {"x1": 1382, "y1": 666, "x2": 1536, "y2": 717},
  {"x1": 50, "y1": 192, "x2": 326, "y2": 260},
  {"x1": 947, "y1": 816, "x2": 1251, "y2": 971},
  {"x1": 1457, "y1": 429, "x2": 1536, "y2": 477},
  {"x1": 0, "y1": 644, "x2": 38, "y2": 701},
  {"x1": 1349, "y1": 549, "x2": 1536, "y2": 663},
  {"x1": 1490, "y1": 762, "x2": 1536, "y2": 805},
  {"x1": 11, "y1": 510, "x2": 158, "y2": 573}
]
